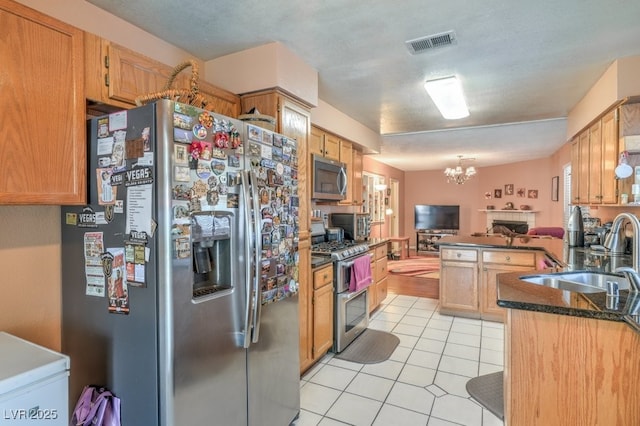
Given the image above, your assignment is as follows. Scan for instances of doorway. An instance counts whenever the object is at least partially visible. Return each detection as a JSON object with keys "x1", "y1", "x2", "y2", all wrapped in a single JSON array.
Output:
[{"x1": 389, "y1": 178, "x2": 400, "y2": 237}]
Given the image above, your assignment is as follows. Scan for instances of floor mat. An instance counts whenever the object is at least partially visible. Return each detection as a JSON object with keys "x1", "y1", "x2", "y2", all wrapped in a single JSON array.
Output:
[
  {"x1": 334, "y1": 329, "x2": 400, "y2": 364},
  {"x1": 466, "y1": 371, "x2": 504, "y2": 420}
]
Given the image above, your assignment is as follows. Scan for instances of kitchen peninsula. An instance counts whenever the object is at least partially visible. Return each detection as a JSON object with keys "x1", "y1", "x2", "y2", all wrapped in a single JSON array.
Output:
[
  {"x1": 437, "y1": 234, "x2": 564, "y2": 322},
  {"x1": 440, "y1": 236, "x2": 640, "y2": 424}
]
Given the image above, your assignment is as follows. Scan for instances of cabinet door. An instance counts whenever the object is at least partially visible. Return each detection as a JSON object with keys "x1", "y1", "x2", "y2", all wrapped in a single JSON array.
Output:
[
  {"x1": 588, "y1": 120, "x2": 602, "y2": 204},
  {"x1": 87, "y1": 35, "x2": 241, "y2": 115},
  {"x1": 298, "y1": 241, "x2": 313, "y2": 373},
  {"x1": 440, "y1": 260, "x2": 479, "y2": 317},
  {"x1": 312, "y1": 282, "x2": 334, "y2": 358},
  {"x1": 481, "y1": 264, "x2": 532, "y2": 322},
  {"x1": 570, "y1": 137, "x2": 580, "y2": 204},
  {"x1": 278, "y1": 96, "x2": 311, "y2": 242},
  {"x1": 376, "y1": 257, "x2": 388, "y2": 281},
  {"x1": 368, "y1": 253, "x2": 377, "y2": 313},
  {"x1": 0, "y1": 0, "x2": 85, "y2": 204},
  {"x1": 323, "y1": 133, "x2": 340, "y2": 161},
  {"x1": 309, "y1": 126, "x2": 325, "y2": 157},
  {"x1": 352, "y1": 149, "x2": 364, "y2": 205},
  {"x1": 339, "y1": 140, "x2": 354, "y2": 204},
  {"x1": 377, "y1": 276, "x2": 388, "y2": 306},
  {"x1": 600, "y1": 109, "x2": 618, "y2": 204},
  {"x1": 578, "y1": 130, "x2": 590, "y2": 204},
  {"x1": 106, "y1": 41, "x2": 175, "y2": 107}
]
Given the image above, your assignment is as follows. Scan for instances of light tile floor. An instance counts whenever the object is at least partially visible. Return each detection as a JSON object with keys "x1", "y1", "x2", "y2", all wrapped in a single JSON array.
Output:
[{"x1": 296, "y1": 293, "x2": 504, "y2": 426}]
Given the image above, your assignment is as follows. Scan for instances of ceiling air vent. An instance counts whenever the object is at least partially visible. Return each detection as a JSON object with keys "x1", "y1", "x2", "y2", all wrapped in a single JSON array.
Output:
[{"x1": 405, "y1": 30, "x2": 457, "y2": 54}]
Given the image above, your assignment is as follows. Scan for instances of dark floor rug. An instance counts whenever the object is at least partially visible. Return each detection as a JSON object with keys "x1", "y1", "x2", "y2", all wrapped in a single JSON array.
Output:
[
  {"x1": 334, "y1": 329, "x2": 400, "y2": 364},
  {"x1": 466, "y1": 371, "x2": 504, "y2": 420}
]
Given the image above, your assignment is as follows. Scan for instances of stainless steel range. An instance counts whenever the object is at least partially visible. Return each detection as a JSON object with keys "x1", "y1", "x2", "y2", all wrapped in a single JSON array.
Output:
[{"x1": 311, "y1": 221, "x2": 371, "y2": 353}]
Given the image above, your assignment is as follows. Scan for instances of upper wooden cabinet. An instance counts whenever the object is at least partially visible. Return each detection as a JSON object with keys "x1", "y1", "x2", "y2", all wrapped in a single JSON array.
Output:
[
  {"x1": 240, "y1": 89, "x2": 312, "y2": 240},
  {"x1": 310, "y1": 126, "x2": 363, "y2": 206},
  {"x1": 570, "y1": 107, "x2": 619, "y2": 205},
  {"x1": 351, "y1": 149, "x2": 364, "y2": 206},
  {"x1": 309, "y1": 127, "x2": 340, "y2": 161},
  {"x1": 0, "y1": 0, "x2": 85, "y2": 204},
  {"x1": 338, "y1": 140, "x2": 354, "y2": 205},
  {"x1": 85, "y1": 33, "x2": 241, "y2": 117}
]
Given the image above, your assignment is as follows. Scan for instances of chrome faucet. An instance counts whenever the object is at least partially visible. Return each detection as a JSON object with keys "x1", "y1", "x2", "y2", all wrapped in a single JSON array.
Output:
[{"x1": 604, "y1": 212, "x2": 640, "y2": 293}]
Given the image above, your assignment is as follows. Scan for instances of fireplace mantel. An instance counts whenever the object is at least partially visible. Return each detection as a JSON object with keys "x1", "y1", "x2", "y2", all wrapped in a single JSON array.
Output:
[
  {"x1": 479, "y1": 209, "x2": 539, "y2": 213},
  {"x1": 479, "y1": 209, "x2": 539, "y2": 230}
]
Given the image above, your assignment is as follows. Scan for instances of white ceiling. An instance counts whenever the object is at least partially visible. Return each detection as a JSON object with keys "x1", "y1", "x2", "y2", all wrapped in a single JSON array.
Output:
[{"x1": 86, "y1": 0, "x2": 640, "y2": 171}]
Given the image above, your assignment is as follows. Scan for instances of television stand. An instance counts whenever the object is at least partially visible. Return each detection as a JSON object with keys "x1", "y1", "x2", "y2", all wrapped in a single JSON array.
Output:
[{"x1": 416, "y1": 230, "x2": 457, "y2": 255}]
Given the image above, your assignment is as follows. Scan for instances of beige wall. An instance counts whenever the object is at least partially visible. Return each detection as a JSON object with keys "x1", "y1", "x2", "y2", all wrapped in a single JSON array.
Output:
[
  {"x1": 0, "y1": 206, "x2": 61, "y2": 349},
  {"x1": 400, "y1": 148, "x2": 571, "y2": 250},
  {"x1": 567, "y1": 56, "x2": 640, "y2": 138}
]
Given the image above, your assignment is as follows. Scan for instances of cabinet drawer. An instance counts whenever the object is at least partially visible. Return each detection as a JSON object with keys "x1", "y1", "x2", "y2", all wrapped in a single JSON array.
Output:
[
  {"x1": 376, "y1": 257, "x2": 388, "y2": 279},
  {"x1": 441, "y1": 248, "x2": 478, "y2": 262},
  {"x1": 313, "y1": 265, "x2": 333, "y2": 290},
  {"x1": 482, "y1": 250, "x2": 536, "y2": 266},
  {"x1": 375, "y1": 244, "x2": 387, "y2": 260}
]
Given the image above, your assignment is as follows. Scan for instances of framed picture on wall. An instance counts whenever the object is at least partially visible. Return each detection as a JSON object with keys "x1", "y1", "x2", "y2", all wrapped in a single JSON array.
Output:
[
  {"x1": 494, "y1": 189, "x2": 502, "y2": 198},
  {"x1": 505, "y1": 184, "x2": 514, "y2": 195}
]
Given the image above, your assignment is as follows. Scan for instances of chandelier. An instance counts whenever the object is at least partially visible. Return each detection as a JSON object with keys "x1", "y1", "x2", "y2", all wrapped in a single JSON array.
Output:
[{"x1": 444, "y1": 155, "x2": 477, "y2": 184}]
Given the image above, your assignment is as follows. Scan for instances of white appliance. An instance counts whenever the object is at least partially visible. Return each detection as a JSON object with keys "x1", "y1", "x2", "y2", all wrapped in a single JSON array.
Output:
[{"x1": 0, "y1": 332, "x2": 70, "y2": 425}]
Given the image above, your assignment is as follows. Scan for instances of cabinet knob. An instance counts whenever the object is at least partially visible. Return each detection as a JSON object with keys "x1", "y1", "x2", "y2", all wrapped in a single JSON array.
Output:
[
  {"x1": 505, "y1": 256, "x2": 511, "y2": 261},
  {"x1": 457, "y1": 253, "x2": 461, "y2": 258}
]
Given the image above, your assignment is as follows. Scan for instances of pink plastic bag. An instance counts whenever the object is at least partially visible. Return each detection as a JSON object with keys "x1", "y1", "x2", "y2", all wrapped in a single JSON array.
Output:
[{"x1": 70, "y1": 385, "x2": 121, "y2": 426}]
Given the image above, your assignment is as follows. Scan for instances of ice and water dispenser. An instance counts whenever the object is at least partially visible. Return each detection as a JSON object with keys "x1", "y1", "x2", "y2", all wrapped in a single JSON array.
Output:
[{"x1": 191, "y1": 212, "x2": 233, "y2": 298}]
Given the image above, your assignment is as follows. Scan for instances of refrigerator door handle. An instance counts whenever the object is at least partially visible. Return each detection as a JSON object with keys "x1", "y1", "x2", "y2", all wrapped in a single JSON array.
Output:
[
  {"x1": 240, "y1": 171, "x2": 254, "y2": 349},
  {"x1": 248, "y1": 170, "x2": 263, "y2": 343}
]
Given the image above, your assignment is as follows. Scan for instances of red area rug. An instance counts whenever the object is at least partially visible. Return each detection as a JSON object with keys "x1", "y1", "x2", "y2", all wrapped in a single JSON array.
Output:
[{"x1": 388, "y1": 256, "x2": 440, "y2": 278}]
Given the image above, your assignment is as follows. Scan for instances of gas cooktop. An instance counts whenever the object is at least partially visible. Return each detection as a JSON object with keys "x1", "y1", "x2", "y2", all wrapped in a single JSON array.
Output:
[{"x1": 311, "y1": 240, "x2": 370, "y2": 261}]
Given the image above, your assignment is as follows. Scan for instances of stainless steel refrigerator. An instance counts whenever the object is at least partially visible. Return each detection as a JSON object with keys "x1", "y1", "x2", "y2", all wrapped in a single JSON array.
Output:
[{"x1": 61, "y1": 99, "x2": 300, "y2": 425}]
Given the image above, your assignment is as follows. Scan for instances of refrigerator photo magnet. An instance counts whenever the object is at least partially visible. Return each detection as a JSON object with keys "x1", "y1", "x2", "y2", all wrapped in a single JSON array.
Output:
[
  {"x1": 106, "y1": 248, "x2": 130, "y2": 314},
  {"x1": 96, "y1": 168, "x2": 117, "y2": 205},
  {"x1": 84, "y1": 232, "x2": 106, "y2": 297},
  {"x1": 125, "y1": 241, "x2": 146, "y2": 287}
]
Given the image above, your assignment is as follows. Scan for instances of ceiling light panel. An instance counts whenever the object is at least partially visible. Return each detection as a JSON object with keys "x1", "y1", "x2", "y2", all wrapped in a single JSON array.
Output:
[{"x1": 424, "y1": 76, "x2": 470, "y2": 120}]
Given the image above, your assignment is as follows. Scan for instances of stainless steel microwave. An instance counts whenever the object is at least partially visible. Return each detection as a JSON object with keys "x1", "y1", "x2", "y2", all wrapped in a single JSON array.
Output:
[
  {"x1": 312, "y1": 154, "x2": 347, "y2": 200},
  {"x1": 330, "y1": 213, "x2": 371, "y2": 241}
]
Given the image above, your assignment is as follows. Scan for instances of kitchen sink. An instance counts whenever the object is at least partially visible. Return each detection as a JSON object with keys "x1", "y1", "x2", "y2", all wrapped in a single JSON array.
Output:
[{"x1": 519, "y1": 271, "x2": 629, "y2": 294}]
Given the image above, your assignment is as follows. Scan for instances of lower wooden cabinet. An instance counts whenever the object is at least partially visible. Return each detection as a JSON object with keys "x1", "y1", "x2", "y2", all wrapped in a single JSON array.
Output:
[
  {"x1": 440, "y1": 248, "x2": 480, "y2": 317},
  {"x1": 300, "y1": 262, "x2": 333, "y2": 373},
  {"x1": 369, "y1": 244, "x2": 389, "y2": 313},
  {"x1": 505, "y1": 309, "x2": 640, "y2": 424},
  {"x1": 480, "y1": 250, "x2": 538, "y2": 322},
  {"x1": 440, "y1": 246, "x2": 544, "y2": 322}
]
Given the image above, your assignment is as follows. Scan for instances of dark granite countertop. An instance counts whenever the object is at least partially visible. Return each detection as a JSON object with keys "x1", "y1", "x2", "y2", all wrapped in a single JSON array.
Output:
[
  {"x1": 496, "y1": 247, "x2": 640, "y2": 334},
  {"x1": 311, "y1": 256, "x2": 333, "y2": 269},
  {"x1": 437, "y1": 235, "x2": 565, "y2": 266},
  {"x1": 438, "y1": 236, "x2": 640, "y2": 333}
]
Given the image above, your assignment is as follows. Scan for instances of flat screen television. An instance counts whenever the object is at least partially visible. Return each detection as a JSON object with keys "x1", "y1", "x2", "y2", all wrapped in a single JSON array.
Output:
[{"x1": 414, "y1": 205, "x2": 460, "y2": 231}]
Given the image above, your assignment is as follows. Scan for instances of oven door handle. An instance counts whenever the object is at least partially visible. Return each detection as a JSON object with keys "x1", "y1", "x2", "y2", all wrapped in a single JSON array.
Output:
[
  {"x1": 339, "y1": 286, "x2": 368, "y2": 301},
  {"x1": 340, "y1": 252, "x2": 373, "y2": 269}
]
